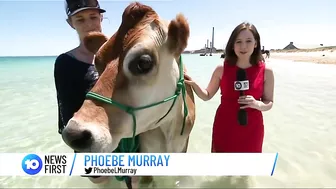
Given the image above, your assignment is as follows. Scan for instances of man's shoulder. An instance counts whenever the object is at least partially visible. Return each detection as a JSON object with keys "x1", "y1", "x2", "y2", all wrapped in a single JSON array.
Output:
[
  {"x1": 54, "y1": 53, "x2": 73, "y2": 76},
  {"x1": 55, "y1": 53, "x2": 71, "y2": 65},
  {"x1": 54, "y1": 51, "x2": 78, "y2": 70},
  {"x1": 55, "y1": 47, "x2": 78, "y2": 64}
]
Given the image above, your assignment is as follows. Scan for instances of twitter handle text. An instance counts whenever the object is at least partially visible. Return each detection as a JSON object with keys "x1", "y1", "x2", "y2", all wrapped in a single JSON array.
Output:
[{"x1": 91, "y1": 167, "x2": 137, "y2": 175}]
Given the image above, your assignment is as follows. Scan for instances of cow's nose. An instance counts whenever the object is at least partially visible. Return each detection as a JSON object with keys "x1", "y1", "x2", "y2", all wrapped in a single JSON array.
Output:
[{"x1": 62, "y1": 120, "x2": 93, "y2": 151}]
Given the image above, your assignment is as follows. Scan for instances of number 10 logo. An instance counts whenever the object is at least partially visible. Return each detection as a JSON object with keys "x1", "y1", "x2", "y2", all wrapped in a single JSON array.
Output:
[{"x1": 21, "y1": 154, "x2": 43, "y2": 175}]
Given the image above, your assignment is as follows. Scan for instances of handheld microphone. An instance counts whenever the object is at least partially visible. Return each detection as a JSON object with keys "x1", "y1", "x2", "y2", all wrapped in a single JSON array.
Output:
[{"x1": 235, "y1": 69, "x2": 249, "y2": 126}]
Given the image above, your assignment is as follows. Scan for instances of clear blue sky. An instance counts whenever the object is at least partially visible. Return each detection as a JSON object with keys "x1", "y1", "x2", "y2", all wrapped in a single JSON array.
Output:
[{"x1": 1, "y1": 0, "x2": 335, "y2": 56}]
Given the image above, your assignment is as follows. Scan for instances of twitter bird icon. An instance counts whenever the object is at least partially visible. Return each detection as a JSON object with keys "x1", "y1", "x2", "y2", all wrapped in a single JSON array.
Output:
[{"x1": 84, "y1": 167, "x2": 92, "y2": 174}]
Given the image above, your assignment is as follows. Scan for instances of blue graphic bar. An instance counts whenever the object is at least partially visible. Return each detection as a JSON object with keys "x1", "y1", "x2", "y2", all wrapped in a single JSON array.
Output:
[
  {"x1": 69, "y1": 153, "x2": 77, "y2": 176},
  {"x1": 271, "y1": 152, "x2": 279, "y2": 176}
]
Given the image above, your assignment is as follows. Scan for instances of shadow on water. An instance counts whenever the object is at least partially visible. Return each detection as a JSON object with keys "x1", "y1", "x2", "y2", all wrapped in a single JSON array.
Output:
[
  {"x1": 199, "y1": 176, "x2": 250, "y2": 188},
  {"x1": 136, "y1": 176, "x2": 250, "y2": 188}
]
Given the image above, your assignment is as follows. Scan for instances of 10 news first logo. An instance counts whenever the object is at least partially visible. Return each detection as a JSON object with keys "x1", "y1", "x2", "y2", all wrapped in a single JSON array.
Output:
[
  {"x1": 234, "y1": 80, "x2": 249, "y2": 91},
  {"x1": 21, "y1": 154, "x2": 67, "y2": 175},
  {"x1": 21, "y1": 154, "x2": 142, "y2": 176}
]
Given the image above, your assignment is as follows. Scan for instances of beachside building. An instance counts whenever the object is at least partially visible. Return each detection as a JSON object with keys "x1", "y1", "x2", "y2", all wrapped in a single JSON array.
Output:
[
  {"x1": 283, "y1": 42, "x2": 298, "y2": 50},
  {"x1": 283, "y1": 42, "x2": 325, "y2": 50}
]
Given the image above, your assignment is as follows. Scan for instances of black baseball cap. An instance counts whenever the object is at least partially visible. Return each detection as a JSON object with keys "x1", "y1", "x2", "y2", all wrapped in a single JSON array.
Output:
[{"x1": 65, "y1": 0, "x2": 106, "y2": 17}]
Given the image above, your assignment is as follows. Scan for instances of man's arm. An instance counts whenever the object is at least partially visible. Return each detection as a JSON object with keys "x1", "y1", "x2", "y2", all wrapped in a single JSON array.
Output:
[{"x1": 54, "y1": 56, "x2": 76, "y2": 134}]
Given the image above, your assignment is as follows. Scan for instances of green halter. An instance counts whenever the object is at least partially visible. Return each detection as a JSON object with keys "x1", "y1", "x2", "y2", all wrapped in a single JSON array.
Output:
[{"x1": 85, "y1": 55, "x2": 188, "y2": 181}]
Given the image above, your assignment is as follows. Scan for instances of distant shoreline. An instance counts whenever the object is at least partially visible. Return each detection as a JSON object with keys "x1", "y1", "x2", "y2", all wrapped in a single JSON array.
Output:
[
  {"x1": 270, "y1": 46, "x2": 336, "y2": 53},
  {"x1": 0, "y1": 55, "x2": 57, "y2": 58},
  {"x1": 269, "y1": 47, "x2": 336, "y2": 65},
  {"x1": 2, "y1": 46, "x2": 336, "y2": 65},
  {"x1": 187, "y1": 46, "x2": 336, "y2": 65}
]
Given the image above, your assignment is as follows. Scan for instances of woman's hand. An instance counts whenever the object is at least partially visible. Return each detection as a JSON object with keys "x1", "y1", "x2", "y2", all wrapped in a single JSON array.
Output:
[
  {"x1": 182, "y1": 65, "x2": 221, "y2": 101},
  {"x1": 238, "y1": 95, "x2": 261, "y2": 110},
  {"x1": 184, "y1": 71, "x2": 195, "y2": 86}
]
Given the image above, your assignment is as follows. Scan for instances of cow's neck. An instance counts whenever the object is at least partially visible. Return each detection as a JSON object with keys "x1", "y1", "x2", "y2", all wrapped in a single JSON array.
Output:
[{"x1": 139, "y1": 96, "x2": 185, "y2": 152}]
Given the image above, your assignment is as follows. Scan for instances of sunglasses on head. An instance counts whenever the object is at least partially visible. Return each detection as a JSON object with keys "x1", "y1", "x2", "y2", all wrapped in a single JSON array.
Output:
[{"x1": 66, "y1": 0, "x2": 99, "y2": 15}]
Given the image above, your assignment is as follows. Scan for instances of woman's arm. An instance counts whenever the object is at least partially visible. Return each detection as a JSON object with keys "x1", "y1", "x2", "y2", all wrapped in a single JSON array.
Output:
[
  {"x1": 257, "y1": 64, "x2": 274, "y2": 111},
  {"x1": 185, "y1": 65, "x2": 222, "y2": 101}
]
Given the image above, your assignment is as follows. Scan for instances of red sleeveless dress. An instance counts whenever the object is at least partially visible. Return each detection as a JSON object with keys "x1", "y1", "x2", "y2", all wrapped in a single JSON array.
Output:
[{"x1": 211, "y1": 61, "x2": 265, "y2": 153}]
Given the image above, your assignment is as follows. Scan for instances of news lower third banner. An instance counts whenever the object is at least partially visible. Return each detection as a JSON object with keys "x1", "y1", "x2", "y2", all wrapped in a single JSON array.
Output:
[{"x1": 0, "y1": 153, "x2": 278, "y2": 176}]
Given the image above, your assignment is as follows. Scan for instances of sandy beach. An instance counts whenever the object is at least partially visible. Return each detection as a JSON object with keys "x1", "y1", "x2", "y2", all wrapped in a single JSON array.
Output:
[{"x1": 270, "y1": 47, "x2": 336, "y2": 64}]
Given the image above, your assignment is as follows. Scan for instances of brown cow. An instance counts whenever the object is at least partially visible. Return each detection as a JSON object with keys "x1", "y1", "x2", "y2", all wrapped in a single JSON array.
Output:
[{"x1": 61, "y1": 2, "x2": 196, "y2": 188}]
